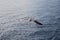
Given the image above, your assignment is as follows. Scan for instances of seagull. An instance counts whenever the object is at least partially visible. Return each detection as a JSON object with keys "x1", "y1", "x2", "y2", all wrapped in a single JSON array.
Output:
[{"x1": 28, "y1": 18, "x2": 43, "y2": 25}]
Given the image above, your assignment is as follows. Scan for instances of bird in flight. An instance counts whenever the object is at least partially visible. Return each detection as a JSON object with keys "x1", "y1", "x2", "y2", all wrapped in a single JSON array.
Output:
[{"x1": 28, "y1": 18, "x2": 43, "y2": 25}]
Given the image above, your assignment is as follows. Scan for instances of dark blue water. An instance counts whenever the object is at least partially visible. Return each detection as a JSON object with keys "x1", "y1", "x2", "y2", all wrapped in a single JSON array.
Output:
[{"x1": 0, "y1": 0, "x2": 60, "y2": 40}]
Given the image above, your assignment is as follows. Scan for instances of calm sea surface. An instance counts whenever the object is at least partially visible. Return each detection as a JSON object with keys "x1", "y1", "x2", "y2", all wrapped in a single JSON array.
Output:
[{"x1": 0, "y1": 0, "x2": 60, "y2": 40}]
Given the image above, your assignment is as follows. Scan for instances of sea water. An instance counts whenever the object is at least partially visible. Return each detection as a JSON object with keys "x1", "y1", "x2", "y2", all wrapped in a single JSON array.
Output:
[{"x1": 0, "y1": 0, "x2": 60, "y2": 40}]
